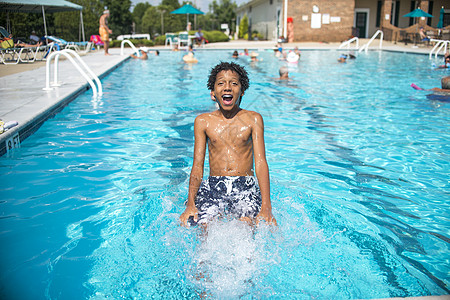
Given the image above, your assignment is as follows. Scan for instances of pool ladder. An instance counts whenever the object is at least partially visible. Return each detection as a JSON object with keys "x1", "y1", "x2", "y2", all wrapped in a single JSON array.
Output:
[
  {"x1": 429, "y1": 39, "x2": 449, "y2": 60},
  {"x1": 120, "y1": 40, "x2": 142, "y2": 57},
  {"x1": 358, "y1": 30, "x2": 384, "y2": 53},
  {"x1": 339, "y1": 37, "x2": 359, "y2": 50},
  {"x1": 43, "y1": 49, "x2": 102, "y2": 97}
]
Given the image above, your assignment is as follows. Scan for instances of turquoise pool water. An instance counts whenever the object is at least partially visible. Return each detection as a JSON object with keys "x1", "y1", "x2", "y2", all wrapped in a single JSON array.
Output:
[{"x1": 1, "y1": 49, "x2": 449, "y2": 299}]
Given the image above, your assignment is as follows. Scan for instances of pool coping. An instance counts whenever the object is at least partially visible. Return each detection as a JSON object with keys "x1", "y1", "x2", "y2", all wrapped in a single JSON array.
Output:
[
  {"x1": 0, "y1": 48, "x2": 131, "y2": 156},
  {"x1": 0, "y1": 41, "x2": 441, "y2": 157}
]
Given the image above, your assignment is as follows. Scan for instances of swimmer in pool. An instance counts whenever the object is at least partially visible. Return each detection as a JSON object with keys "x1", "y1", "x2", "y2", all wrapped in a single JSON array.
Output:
[
  {"x1": 338, "y1": 54, "x2": 347, "y2": 63},
  {"x1": 275, "y1": 66, "x2": 290, "y2": 80},
  {"x1": 412, "y1": 76, "x2": 450, "y2": 93},
  {"x1": 179, "y1": 62, "x2": 276, "y2": 227},
  {"x1": 430, "y1": 76, "x2": 450, "y2": 93},
  {"x1": 130, "y1": 49, "x2": 148, "y2": 60}
]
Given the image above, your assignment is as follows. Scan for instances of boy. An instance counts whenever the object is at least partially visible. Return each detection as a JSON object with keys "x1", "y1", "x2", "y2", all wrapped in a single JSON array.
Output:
[{"x1": 180, "y1": 62, "x2": 276, "y2": 226}]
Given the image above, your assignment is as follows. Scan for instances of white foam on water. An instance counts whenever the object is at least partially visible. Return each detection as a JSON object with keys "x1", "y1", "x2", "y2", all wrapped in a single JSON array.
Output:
[{"x1": 186, "y1": 219, "x2": 281, "y2": 299}]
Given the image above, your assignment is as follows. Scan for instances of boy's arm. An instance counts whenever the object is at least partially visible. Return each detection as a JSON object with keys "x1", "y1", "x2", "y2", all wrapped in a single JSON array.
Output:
[
  {"x1": 252, "y1": 113, "x2": 277, "y2": 225},
  {"x1": 180, "y1": 116, "x2": 207, "y2": 226}
]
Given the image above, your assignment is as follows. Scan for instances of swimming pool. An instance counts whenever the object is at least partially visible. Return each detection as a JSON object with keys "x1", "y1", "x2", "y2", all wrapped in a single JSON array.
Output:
[{"x1": 1, "y1": 49, "x2": 449, "y2": 299}]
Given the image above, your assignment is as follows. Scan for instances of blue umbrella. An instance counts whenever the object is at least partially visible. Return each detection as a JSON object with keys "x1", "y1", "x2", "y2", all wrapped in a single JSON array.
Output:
[
  {"x1": 403, "y1": 8, "x2": 433, "y2": 45},
  {"x1": 170, "y1": 4, "x2": 204, "y2": 28},
  {"x1": 403, "y1": 8, "x2": 433, "y2": 18},
  {"x1": 437, "y1": 6, "x2": 444, "y2": 29}
]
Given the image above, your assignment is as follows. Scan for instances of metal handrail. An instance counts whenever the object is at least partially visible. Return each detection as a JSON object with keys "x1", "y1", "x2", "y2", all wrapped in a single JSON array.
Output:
[
  {"x1": 43, "y1": 49, "x2": 102, "y2": 97},
  {"x1": 339, "y1": 37, "x2": 359, "y2": 49},
  {"x1": 359, "y1": 30, "x2": 384, "y2": 53},
  {"x1": 429, "y1": 39, "x2": 449, "y2": 60},
  {"x1": 120, "y1": 39, "x2": 140, "y2": 56}
]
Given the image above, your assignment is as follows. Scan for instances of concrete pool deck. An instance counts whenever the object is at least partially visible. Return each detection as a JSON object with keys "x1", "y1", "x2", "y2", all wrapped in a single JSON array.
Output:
[{"x1": 0, "y1": 39, "x2": 444, "y2": 157}]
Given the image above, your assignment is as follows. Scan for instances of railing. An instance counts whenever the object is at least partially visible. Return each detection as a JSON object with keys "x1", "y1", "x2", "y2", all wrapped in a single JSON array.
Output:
[
  {"x1": 359, "y1": 30, "x2": 384, "y2": 53},
  {"x1": 120, "y1": 39, "x2": 140, "y2": 56},
  {"x1": 339, "y1": 37, "x2": 359, "y2": 50},
  {"x1": 43, "y1": 49, "x2": 102, "y2": 97},
  {"x1": 429, "y1": 39, "x2": 449, "y2": 60}
]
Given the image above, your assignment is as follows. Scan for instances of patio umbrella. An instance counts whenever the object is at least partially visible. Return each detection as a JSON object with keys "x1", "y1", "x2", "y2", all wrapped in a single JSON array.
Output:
[
  {"x1": 170, "y1": 4, "x2": 204, "y2": 29},
  {"x1": 403, "y1": 8, "x2": 433, "y2": 18},
  {"x1": 403, "y1": 8, "x2": 433, "y2": 45},
  {"x1": 437, "y1": 6, "x2": 444, "y2": 29}
]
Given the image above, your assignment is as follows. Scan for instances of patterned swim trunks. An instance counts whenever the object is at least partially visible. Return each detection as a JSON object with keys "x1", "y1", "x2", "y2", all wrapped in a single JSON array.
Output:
[{"x1": 195, "y1": 176, "x2": 262, "y2": 224}]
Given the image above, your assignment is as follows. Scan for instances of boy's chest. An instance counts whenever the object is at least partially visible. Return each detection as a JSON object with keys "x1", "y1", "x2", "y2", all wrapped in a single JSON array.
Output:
[{"x1": 206, "y1": 123, "x2": 252, "y2": 146}]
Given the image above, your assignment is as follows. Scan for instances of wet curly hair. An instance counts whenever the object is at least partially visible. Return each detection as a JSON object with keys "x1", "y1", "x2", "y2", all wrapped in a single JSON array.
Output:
[{"x1": 207, "y1": 62, "x2": 250, "y2": 92}]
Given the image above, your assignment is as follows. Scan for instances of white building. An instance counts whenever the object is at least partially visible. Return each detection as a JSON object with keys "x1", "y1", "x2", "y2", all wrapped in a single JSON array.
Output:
[{"x1": 236, "y1": 0, "x2": 284, "y2": 41}]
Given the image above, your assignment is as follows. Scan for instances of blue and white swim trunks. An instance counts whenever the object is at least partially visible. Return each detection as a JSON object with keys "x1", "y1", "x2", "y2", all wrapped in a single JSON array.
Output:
[{"x1": 195, "y1": 176, "x2": 262, "y2": 224}]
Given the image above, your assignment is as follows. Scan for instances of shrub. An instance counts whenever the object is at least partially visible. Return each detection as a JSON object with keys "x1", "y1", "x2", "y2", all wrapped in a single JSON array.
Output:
[
  {"x1": 110, "y1": 38, "x2": 155, "y2": 48},
  {"x1": 155, "y1": 35, "x2": 166, "y2": 45},
  {"x1": 243, "y1": 32, "x2": 264, "y2": 41},
  {"x1": 153, "y1": 30, "x2": 229, "y2": 46},
  {"x1": 204, "y1": 31, "x2": 229, "y2": 43}
]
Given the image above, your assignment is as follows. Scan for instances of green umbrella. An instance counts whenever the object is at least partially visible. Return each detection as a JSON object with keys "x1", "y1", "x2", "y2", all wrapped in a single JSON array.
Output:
[
  {"x1": 437, "y1": 6, "x2": 444, "y2": 29},
  {"x1": 170, "y1": 4, "x2": 204, "y2": 28}
]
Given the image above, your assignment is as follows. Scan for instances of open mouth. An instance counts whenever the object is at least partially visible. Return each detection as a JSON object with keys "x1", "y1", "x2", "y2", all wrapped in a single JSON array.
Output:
[{"x1": 222, "y1": 94, "x2": 233, "y2": 105}]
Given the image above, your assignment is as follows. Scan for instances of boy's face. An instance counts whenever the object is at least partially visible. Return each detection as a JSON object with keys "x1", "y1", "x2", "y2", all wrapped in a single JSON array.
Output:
[{"x1": 212, "y1": 70, "x2": 243, "y2": 110}]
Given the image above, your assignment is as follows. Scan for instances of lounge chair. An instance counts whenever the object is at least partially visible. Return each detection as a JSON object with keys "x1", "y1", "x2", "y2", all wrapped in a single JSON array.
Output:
[
  {"x1": 177, "y1": 31, "x2": 190, "y2": 49},
  {"x1": 0, "y1": 26, "x2": 50, "y2": 64},
  {"x1": 165, "y1": 33, "x2": 179, "y2": 48},
  {"x1": 45, "y1": 36, "x2": 82, "y2": 51}
]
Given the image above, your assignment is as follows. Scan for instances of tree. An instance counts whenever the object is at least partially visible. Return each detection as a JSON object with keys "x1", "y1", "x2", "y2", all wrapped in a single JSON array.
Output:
[
  {"x1": 102, "y1": 0, "x2": 134, "y2": 37},
  {"x1": 209, "y1": 0, "x2": 237, "y2": 33},
  {"x1": 161, "y1": 0, "x2": 180, "y2": 9},
  {"x1": 141, "y1": 6, "x2": 159, "y2": 36},
  {"x1": 132, "y1": 2, "x2": 152, "y2": 33},
  {"x1": 238, "y1": 13, "x2": 248, "y2": 38},
  {"x1": 54, "y1": 0, "x2": 103, "y2": 41},
  {"x1": 0, "y1": 11, "x2": 47, "y2": 39},
  {"x1": 0, "y1": 0, "x2": 103, "y2": 42}
]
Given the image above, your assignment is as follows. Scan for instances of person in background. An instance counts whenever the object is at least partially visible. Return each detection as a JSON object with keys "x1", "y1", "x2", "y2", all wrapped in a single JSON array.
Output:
[
  {"x1": 194, "y1": 28, "x2": 205, "y2": 46},
  {"x1": 183, "y1": 51, "x2": 198, "y2": 63},
  {"x1": 411, "y1": 76, "x2": 450, "y2": 93},
  {"x1": 130, "y1": 49, "x2": 148, "y2": 60},
  {"x1": 338, "y1": 54, "x2": 347, "y2": 63},
  {"x1": 276, "y1": 66, "x2": 290, "y2": 80},
  {"x1": 232, "y1": 50, "x2": 239, "y2": 58},
  {"x1": 99, "y1": 9, "x2": 112, "y2": 55},
  {"x1": 240, "y1": 48, "x2": 249, "y2": 56},
  {"x1": 249, "y1": 51, "x2": 259, "y2": 62},
  {"x1": 430, "y1": 76, "x2": 450, "y2": 92},
  {"x1": 29, "y1": 31, "x2": 40, "y2": 44},
  {"x1": 419, "y1": 27, "x2": 430, "y2": 42}
]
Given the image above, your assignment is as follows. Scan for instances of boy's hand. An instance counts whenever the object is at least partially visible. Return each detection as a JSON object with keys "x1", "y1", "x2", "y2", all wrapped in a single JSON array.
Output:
[
  {"x1": 180, "y1": 205, "x2": 198, "y2": 227},
  {"x1": 256, "y1": 208, "x2": 277, "y2": 226}
]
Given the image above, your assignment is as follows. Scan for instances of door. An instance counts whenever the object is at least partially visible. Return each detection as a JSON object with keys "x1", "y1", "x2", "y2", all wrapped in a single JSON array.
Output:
[{"x1": 355, "y1": 12, "x2": 367, "y2": 38}]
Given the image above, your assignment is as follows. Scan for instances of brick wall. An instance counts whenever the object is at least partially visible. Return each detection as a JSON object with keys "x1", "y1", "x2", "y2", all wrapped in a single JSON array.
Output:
[{"x1": 288, "y1": 0, "x2": 355, "y2": 42}]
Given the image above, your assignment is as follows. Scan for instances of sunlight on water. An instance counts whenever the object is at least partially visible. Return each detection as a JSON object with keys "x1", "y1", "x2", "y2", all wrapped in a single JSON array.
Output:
[{"x1": 0, "y1": 50, "x2": 449, "y2": 299}]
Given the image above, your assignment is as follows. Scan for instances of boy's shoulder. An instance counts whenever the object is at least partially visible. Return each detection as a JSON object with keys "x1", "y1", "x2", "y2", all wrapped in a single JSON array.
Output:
[{"x1": 238, "y1": 109, "x2": 263, "y2": 121}]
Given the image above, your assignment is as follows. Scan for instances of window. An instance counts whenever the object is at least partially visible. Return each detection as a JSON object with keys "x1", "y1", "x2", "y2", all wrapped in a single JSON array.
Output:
[
  {"x1": 376, "y1": 1, "x2": 381, "y2": 27},
  {"x1": 427, "y1": 1, "x2": 433, "y2": 26},
  {"x1": 409, "y1": 1, "x2": 417, "y2": 26}
]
